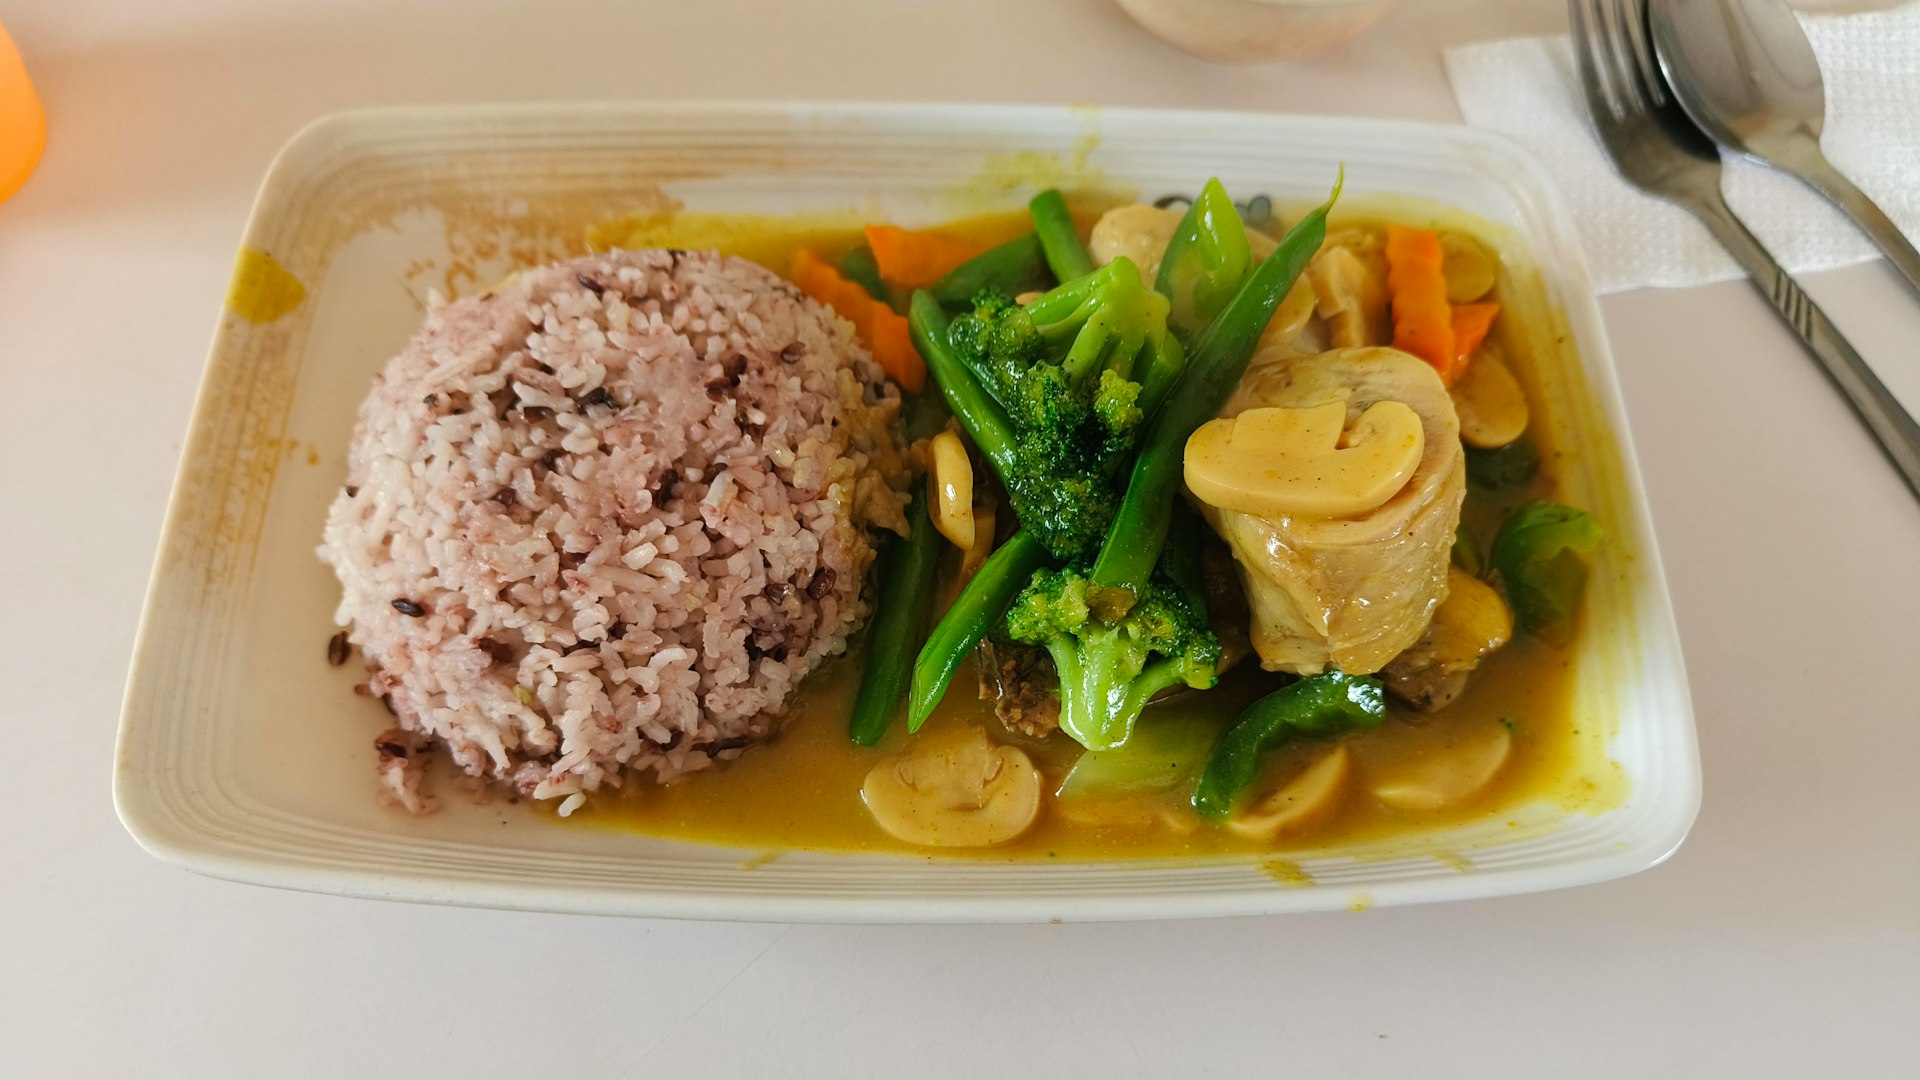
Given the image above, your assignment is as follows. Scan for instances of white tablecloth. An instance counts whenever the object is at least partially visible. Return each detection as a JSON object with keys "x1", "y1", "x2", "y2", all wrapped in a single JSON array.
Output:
[{"x1": 1, "y1": 1, "x2": 1914, "y2": 1075}]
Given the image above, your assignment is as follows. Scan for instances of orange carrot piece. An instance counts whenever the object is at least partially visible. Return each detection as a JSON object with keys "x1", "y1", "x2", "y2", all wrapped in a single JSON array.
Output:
[
  {"x1": 1447, "y1": 302, "x2": 1501, "y2": 384},
  {"x1": 865, "y1": 225, "x2": 988, "y2": 289},
  {"x1": 869, "y1": 311, "x2": 924, "y2": 394},
  {"x1": 789, "y1": 248, "x2": 926, "y2": 393},
  {"x1": 1385, "y1": 225, "x2": 1456, "y2": 379}
]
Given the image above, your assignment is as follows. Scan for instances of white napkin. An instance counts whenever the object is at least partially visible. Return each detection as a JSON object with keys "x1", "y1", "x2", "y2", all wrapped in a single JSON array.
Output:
[{"x1": 1443, "y1": 2, "x2": 1920, "y2": 294}]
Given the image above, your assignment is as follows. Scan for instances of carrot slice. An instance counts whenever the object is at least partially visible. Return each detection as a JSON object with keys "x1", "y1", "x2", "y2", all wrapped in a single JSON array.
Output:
[
  {"x1": 866, "y1": 225, "x2": 988, "y2": 289},
  {"x1": 1448, "y1": 302, "x2": 1501, "y2": 383},
  {"x1": 1385, "y1": 225, "x2": 1457, "y2": 380},
  {"x1": 789, "y1": 248, "x2": 926, "y2": 393},
  {"x1": 868, "y1": 310, "x2": 923, "y2": 393}
]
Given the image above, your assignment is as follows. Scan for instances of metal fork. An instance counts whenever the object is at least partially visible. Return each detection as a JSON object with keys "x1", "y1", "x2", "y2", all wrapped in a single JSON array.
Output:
[{"x1": 1570, "y1": 0, "x2": 1920, "y2": 500}]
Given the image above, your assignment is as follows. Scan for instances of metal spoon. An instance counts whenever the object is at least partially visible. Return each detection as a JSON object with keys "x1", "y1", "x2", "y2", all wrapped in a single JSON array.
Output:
[{"x1": 1650, "y1": 0, "x2": 1920, "y2": 298}]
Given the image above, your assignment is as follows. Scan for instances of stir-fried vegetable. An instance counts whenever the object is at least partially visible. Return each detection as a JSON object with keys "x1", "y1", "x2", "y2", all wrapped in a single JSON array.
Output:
[
  {"x1": 1154, "y1": 177, "x2": 1253, "y2": 336},
  {"x1": 1056, "y1": 713, "x2": 1221, "y2": 798},
  {"x1": 1450, "y1": 301, "x2": 1500, "y2": 370},
  {"x1": 1018, "y1": 257, "x2": 1184, "y2": 405},
  {"x1": 1384, "y1": 225, "x2": 1459, "y2": 382},
  {"x1": 908, "y1": 530, "x2": 1050, "y2": 730},
  {"x1": 1491, "y1": 500, "x2": 1602, "y2": 645},
  {"x1": 791, "y1": 248, "x2": 924, "y2": 392},
  {"x1": 848, "y1": 488, "x2": 945, "y2": 746},
  {"x1": 1090, "y1": 172, "x2": 1344, "y2": 609},
  {"x1": 865, "y1": 224, "x2": 988, "y2": 290},
  {"x1": 928, "y1": 233, "x2": 1052, "y2": 308},
  {"x1": 1029, "y1": 188, "x2": 1096, "y2": 283},
  {"x1": 1465, "y1": 436, "x2": 1539, "y2": 493},
  {"x1": 1191, "y1": 672, "x2": 1387, "y2": 819},
  {"x1": 1001, "y1": 565, "x2": 1222, "y2": 752},
  {"x1": 912, "y1": 258, "x2": 1181, "y2": 564}
]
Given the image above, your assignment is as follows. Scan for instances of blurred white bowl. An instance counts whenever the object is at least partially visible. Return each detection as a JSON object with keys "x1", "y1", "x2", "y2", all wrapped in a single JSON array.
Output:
[{"x1": 1116, "y1": 0, "x2": 1398, "y2": 61}]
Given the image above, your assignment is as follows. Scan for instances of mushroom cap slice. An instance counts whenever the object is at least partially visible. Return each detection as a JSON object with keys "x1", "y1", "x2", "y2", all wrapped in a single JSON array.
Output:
[
  {"x1": 1449, "y1": 347, "x2": 1530, "y2": 449},
  {"x1": 1226, "y1": 744, "x2": 1352, "y2": 840},
  {"x1": 1439, "y1": 232, "x2": 1498, "y2": 304},
  {"x1": 861, "y1": 729, "x2": 1042, "y2": 847},
  {"x1": 1186, "y1": 398, "x2": 1425, "y2": 519},
  {"x1": 1371, "y1": 721, "x2": 1512, "y2": 811}
]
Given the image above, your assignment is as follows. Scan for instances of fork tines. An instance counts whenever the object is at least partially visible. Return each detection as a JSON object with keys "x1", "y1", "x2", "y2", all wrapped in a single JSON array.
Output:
[{"x1": 1572, "y1": 0, "x2": 1668, "y2": 120}]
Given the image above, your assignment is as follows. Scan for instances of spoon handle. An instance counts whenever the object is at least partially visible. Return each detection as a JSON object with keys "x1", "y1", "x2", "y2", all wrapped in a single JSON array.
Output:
[
  {"x1": 1774, "y1": 142, "x2": 1920, "y2": 301},
  {"x1": 1681, "y1": 190, "x2": 1920, "y2": 502}
]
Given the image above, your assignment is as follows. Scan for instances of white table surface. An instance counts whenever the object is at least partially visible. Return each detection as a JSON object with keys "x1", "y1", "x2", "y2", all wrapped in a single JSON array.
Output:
[{"x1": 3, "y1": 1, "x2": 1916, "y2": 1075}]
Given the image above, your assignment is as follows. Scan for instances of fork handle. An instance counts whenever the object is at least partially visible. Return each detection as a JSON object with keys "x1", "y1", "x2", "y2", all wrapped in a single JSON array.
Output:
[
  {"x1": 1682, "y1": 193, "x2": 1920, "y2": 501},
  {"x1": 1773, "y1": 143, "x2": 1920, "y2": 302}
]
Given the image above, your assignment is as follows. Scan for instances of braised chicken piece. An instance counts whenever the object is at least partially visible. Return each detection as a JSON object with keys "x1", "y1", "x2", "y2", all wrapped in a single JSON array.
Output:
[{"x1": 1189, "y1": 346, "x2": 1466, "y2": 675}]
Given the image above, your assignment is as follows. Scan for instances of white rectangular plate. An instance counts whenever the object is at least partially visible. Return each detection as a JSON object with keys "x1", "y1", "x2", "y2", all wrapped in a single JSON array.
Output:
[{"x1": 116, "y1": 103, "x2": 1698, "y2": 922}]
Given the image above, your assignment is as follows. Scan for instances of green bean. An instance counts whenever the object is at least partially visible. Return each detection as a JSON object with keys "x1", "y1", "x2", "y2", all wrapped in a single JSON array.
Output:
[
  {"x1": 907, "y1": 531, "x2": 1051, "y2": 730},
  {"x1": 1090, "y1": 174, "x2": 1343, "y2": 605},
  {"x1": 908, "y1": 290, "x2": 1019, "y2": 478},
  {"x1": 1029, "y1": 189, "x2": 1096, "y2": 284},
  {"x1": 928, "y1": 233, "x2": 1050, "y2": 308},
  {"x1": 1191, "y1": 671, "x2": 1386, "y2": 819},
  {"x1": 849, "y1": 489, "x2": 944, "y2": 746}
]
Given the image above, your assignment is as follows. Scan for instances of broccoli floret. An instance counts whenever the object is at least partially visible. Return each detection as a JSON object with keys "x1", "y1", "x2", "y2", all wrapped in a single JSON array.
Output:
[
  {"x1": 1002, "y1": 565, "x2": 1222, "y2": 752},
  {"x1": 1092, "y1": 368, "x2": 1142, "y2": 458},
  {"x1": 943, "y1": 260, "x2": 1182, "y2": 562},
  {"x1": 1025, "y1": 258, "x2": 1184, "y2": 393}
]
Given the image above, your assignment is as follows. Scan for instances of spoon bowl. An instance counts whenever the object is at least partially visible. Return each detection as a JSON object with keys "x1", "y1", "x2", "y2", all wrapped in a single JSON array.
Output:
[{"x1": 1650, "y1": 0, "x2": 1920, "y2": 295}]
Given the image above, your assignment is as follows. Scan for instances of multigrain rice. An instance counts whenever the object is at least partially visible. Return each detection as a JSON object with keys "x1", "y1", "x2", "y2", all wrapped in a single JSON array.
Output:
[{"x1": 319, "y1": 249, "x2": 909, "y2": 813}]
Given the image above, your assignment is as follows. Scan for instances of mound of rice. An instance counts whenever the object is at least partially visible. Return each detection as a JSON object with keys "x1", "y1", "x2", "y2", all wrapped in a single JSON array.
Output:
[{"x1": 319, "y1": 249, "x2": 909, "y2": 813}]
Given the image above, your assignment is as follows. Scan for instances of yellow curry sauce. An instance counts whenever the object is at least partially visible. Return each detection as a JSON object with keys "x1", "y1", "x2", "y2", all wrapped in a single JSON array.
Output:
[{"x1": 566, "y1": 205, "x2": 1608, "y2": 859}]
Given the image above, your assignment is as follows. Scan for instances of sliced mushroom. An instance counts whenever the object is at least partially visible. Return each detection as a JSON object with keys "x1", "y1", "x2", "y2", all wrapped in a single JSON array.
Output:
[
  {"x1": 944, "y1": 495, "x2": 999, "y2": 610},
  {"x1": 1227, "y1": 745, "x2": 1352, "y2": 840},
  {"x1": 1089, "y1": 204, "x2": 1183, "y2": 287},
  {"x1": 1440, "y1": 233, "x2": 1498, "y2": 304},
  {"x1": 1055, "y1": 795, "x2": 1197, "y2": 835},
  {"x1": 861, "y1": 728, "x2": 1042, "y2": 847},
  {"x1": 927, "y1": 430, "x2": 975, "y2": 550},
  {"x1": 1307, "y1": 245, "x2": 1390, "y2": 349},
  {"x1": 958, "y1": 501, "x2": 997, "y2": 583},
  {"x1": 1371, "y1": 721, "x2": 1512, "y2": 811},
  {"x1": 1185, "y1": 397, "x2": 1426, "y2": 519},
  {"x1": 1324, "y1": 225, "x2": 1389, "y2": 278},
  {"x1": 1382, "y1": 569, "x2": 1515, "y2": 712},
  {"x1": 1449, "y1": 347, "x2": 1529, "y2": 449}
]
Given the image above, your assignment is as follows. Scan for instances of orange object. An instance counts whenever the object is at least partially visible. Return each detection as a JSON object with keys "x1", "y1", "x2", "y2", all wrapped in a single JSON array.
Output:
[
  {"x1": 865, "y1": 225, "x2": 988, "y2": 289},
  {"x1": 0, "y1": 24, "x2": 46, "y2": 205},
  {"x1": 1448, "y1": 302, "x2": 1501, "y2": 382},
  {"x1": 790, "y1": 248, "x2": 926, "y2": 393},
  {"x1": 1384, "y1": 226, "x2": 1456, "y2": 380}
]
